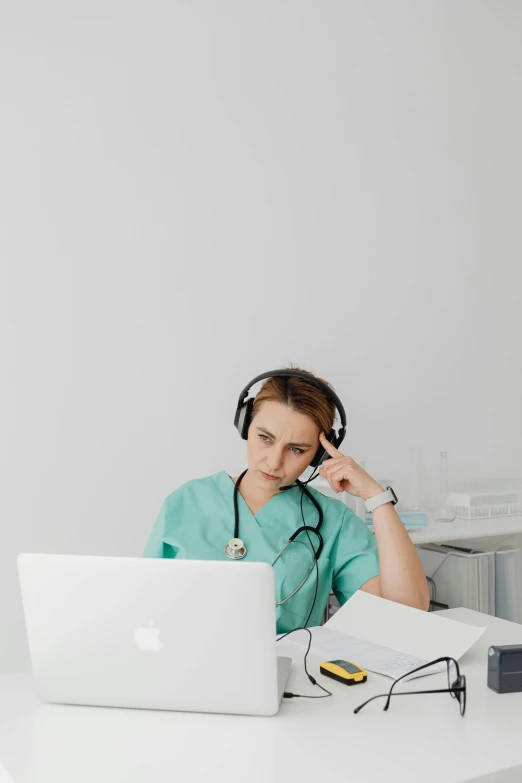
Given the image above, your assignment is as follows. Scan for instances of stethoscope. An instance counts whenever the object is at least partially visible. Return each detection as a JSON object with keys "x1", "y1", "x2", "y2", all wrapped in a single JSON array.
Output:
[{"x1": 225, "y1": 468, "x2": 324, "y2": 606}]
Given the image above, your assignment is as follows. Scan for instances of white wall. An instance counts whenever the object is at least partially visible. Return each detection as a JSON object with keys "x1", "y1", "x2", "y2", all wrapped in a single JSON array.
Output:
[{"x1": 1, "y1": 0, "x2": 521, "y2": 674}]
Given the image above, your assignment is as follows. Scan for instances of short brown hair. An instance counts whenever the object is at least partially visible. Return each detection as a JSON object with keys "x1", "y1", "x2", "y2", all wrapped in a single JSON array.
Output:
[{"x1": 251, "y1": 364, "x2": 337, "y2": 436}]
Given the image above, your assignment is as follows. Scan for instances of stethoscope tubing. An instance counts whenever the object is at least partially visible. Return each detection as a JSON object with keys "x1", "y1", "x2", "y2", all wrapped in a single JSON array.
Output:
[{"x1": 228, "y1": 469, "x2": 324, "y2": 601}]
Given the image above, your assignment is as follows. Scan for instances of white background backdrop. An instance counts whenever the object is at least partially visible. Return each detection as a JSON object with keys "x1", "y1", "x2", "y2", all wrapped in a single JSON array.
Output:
[{"x1": 1, "y1": 0, "x2": 521, "y2": 674}]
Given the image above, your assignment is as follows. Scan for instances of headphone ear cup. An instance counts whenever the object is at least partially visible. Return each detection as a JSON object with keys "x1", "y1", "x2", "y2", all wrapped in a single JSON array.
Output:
[
  {"x1": 235, "y1": 398, "x2": 254, "y2": 440},
  {"x1": 310, "y1": 429, "x2": 336, "y2": 468}
]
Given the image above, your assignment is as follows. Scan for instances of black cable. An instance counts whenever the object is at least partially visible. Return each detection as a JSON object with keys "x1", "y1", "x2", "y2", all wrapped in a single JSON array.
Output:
[
  {"x1": 276, "y1": 627, "x2": 332, "y2": 699},
  {"x1": 277, "y1": 471, "x2": 324, "y2": 627},
  {"x1": 298, "y1": 487, "x2": 320, "y2": 629},
  {"x1": 300, "y1": 462, "x2": 336, "y2": 625},
  {"x1": 304, "y1": 556, "x2": 319, "y2": 628},
  {"x1": 302, "y1": 466, "x2": 321, "y2": 487},
  {"x1": 297, "y1": 468, "x2": 328, "y2": 627}
]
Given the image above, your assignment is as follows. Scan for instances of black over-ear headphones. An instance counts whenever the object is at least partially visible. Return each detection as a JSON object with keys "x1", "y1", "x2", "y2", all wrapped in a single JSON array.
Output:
[{"x1": 233, "y1": 369, "x2": 347, "y2": 468}]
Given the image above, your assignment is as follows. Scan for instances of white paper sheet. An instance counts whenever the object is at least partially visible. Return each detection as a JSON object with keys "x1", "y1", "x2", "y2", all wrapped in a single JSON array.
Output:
[
  {"x1": 324, "y1": 590, "x2": 486, "y2": 661},
  {"x1": 282, "y1": 625, "x2": 445, "y2": 680}
]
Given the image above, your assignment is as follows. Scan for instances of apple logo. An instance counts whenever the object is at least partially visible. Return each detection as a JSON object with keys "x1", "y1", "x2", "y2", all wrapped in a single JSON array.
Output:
[{"x1": 134, "y1": 621, "x2": 163, "y2": 652}]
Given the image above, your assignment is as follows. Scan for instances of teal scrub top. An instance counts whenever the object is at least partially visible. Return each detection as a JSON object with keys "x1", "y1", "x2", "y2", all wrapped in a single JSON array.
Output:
[{"x1": 143, "y1": 470, "x2": 380, "y2": 633}]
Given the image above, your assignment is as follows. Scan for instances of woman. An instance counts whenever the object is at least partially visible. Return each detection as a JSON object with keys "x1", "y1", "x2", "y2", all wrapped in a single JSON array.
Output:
[{"x1": 143, "y1": 367, "x2": 429, "y2": 632}]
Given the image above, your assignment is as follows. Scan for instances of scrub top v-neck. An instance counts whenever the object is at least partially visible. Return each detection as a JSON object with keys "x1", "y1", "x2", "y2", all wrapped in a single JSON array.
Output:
[{"x1": 143, "y1": 470, "x2": 380, "y2": 633}]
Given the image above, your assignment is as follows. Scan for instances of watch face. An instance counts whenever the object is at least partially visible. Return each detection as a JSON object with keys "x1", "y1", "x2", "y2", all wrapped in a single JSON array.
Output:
[{"x1": 388, "y1": 486, "x2": 398, "y2": 505}]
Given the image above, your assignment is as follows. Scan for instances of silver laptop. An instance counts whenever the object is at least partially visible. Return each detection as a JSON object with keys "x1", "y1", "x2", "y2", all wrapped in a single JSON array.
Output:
[{"x1": 17, "y1": 554, "x2": 292, "y2": 717}]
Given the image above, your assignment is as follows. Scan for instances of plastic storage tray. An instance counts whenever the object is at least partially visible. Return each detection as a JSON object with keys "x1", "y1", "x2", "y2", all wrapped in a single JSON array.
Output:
[{"x1": 449, "y1": 480, "x2": 522, "y2": 519}]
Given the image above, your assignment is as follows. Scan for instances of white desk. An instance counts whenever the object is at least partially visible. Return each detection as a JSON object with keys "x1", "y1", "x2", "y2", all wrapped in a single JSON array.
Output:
[{"x1": 1, "y1": 609, "x2": 522, "y2": 783}]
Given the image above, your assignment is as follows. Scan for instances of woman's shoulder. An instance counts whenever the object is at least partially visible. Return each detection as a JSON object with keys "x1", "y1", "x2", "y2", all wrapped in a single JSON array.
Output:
[{"x1": 162, "y1": 470, "x2": 227, "y2": 507}]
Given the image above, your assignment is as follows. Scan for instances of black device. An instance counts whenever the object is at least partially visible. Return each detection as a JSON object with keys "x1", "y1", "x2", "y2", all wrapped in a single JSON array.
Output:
[{"x1": 487, "y1": 644, "x2": 522, "y2": 693}]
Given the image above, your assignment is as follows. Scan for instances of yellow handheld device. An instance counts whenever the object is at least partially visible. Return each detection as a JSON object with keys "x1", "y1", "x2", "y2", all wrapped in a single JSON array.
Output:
[{"x1": 319, "y1": 659, "x2": 367, "y2": 685}]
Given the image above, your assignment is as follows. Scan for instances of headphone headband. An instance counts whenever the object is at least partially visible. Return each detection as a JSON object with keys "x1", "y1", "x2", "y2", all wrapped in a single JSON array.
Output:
[
  {"x1": 234, "y1": 369, "x2": 347, "y2": 467},
  {"x1": 236, "y1": 369, "x2": 347, "y2": 431}
]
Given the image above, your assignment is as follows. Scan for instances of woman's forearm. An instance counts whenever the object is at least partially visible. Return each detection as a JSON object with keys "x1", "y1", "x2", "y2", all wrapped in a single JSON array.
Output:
[
  {"x1": 316, "y1": 442, "x2": 430, "y2": 611},
  {"x1": 371, "y1": 502, "x2": 430, "y2": 610}
]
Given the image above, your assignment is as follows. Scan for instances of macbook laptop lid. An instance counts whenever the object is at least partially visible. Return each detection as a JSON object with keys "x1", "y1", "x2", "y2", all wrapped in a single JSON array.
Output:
[{"x1": 17, "y1": 554, "x2": 291, "y2": 717}]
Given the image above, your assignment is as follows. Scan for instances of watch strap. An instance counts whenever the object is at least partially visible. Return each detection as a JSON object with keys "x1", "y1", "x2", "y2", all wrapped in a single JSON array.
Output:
[{"x1": 365, "y1": 486, "x2": 398, "y2": 513}]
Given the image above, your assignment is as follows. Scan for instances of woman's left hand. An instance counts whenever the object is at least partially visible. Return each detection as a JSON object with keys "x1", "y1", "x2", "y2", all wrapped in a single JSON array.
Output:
[{"x1": 317, "y1": 432, "x2": 384, "y2": 500}]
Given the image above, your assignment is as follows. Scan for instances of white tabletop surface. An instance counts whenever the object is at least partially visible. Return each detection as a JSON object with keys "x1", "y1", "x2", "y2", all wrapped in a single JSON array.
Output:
[
  {"x1": 1, "y1": 608, "x2": 522, "y2": 783},
  {"x1": 408, "y1": 515, "x2": 522, "y2": 545}
]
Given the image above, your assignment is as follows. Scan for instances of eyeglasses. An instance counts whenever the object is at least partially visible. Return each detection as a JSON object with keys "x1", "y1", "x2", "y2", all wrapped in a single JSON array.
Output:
[{"x1": 353, "y1": 656, "x2": 466, "y2": 716}]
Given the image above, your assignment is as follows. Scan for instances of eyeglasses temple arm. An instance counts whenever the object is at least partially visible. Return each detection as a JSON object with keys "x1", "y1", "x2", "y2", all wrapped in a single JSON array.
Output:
[
  {"x1": 384, "y1": 656, "x2": 452, "y2": 710},
  {"x1": 354, "y1": 686, "x2": 465, "y2": 714}
]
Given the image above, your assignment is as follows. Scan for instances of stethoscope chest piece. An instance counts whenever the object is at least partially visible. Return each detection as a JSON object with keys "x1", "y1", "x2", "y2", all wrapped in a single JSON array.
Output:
[{"x1": 225, "y1": 537, "x2": 247, "y2": 560}]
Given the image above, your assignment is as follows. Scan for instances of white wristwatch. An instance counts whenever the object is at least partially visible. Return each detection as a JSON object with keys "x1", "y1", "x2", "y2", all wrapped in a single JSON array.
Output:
[{"x1": 365, "y1": 486, "x2": 398, "y2": 513}]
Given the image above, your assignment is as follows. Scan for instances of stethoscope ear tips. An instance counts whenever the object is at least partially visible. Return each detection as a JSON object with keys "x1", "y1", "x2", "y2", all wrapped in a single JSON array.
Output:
[{"x1": 225, "y1": 538, "x2": 247, "y2": 560}]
